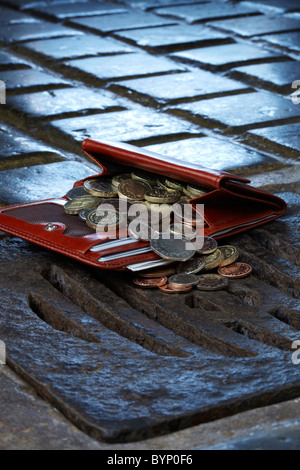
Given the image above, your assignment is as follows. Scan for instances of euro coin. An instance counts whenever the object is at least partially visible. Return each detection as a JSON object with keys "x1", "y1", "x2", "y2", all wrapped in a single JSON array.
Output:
[
  {"x1": 84, "y1": 178, "x2": 117, "y2": 197},
  {"x1": 118, "y1": 179, "x2": 151, "y2": 201},
  {"x1": 64, "y1": 195, "x2": 100, "y2": 215},
  {"x1": 79, "y1": 208, "x2": 93, "y2": 221},
  {"x1": 218, "y1": 245, "x2": 239, "y2": 267},
  {"x1": 196, "y1": 273, "x2": 229, "y2": 291}
]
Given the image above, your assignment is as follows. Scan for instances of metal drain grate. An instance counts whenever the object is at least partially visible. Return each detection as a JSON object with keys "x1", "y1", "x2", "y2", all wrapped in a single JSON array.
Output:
[{"x1": 0, "y1": 193, "x2": 299, "y2": 443}]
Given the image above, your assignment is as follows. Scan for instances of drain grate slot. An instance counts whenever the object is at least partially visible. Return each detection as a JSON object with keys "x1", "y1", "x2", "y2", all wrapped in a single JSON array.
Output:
[{"x1": 223, "y1": 319, "x2": 294, "y2": 351}]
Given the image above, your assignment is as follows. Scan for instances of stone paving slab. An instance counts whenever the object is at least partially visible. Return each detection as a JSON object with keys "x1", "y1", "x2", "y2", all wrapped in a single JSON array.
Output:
[
  {"x1": 30, "y1": 1, "x2": 129, "y2": 19},
  {"x1": 44, "y1": 105, "x2": 201, "y2": 152},
  {"x1": 259, "y1": 31, "x2": 300, "y2": 54},
  {"x1": 208, "y1": 14, "x2": 300, "y2": 37},
  {"x1": 62, "y1": 51, "x2": 186, "y2": 83},
  {"x1": 113, "y1": 23, "x2": 231, "y2": 52},
  {"x1": 153, "y1": 2, "x2": 259, "y2": 23},
  {"x1": 68, "y1": 10, "x2": 177, "y2": 33},
  {"x1": 241, "y1": 0, "x2": 300, "y2": 13},
  {"x1": 0, "y1": 121, "x2": 64, "y2": 170},
  {"x1": 0, "y1": 21, "x2": 83, "y2": 44},
  {"x1": 245, "y1": 123, "x2": 300, "y2": 157},
  {"x1": 171, "y1": 42, "x2": 284, "y2": 71},
  {"x1": 170, "y1": 91, "x2": 300, "y2": 134},
  {"x1": 109, "y1": 69, "x2": 250, "y2": 106},
  {"x1": 0, "y1": 50, "x2": 31, "y2": 70},
  {"x1": 144, "y1": 136, "x2": 280, "y2": 175},
  {"x1": 0, "y1": 5, "x2": 37, "y2": 24},
  {"x1": 228, "y1": 60, "x2": 300, "y2": 94},
  {"x1": 0, "y1": 68, "x2": 70, "y2": 93},
  {"x1": 0, "y1": 161, "x2": 97, "y2": 205},
  {"x1": 14, "y1": 34, "x2": 135, "y2": 62},
  {"x1": 3, "y1": 87, "x2": 126, "y2": 122}
]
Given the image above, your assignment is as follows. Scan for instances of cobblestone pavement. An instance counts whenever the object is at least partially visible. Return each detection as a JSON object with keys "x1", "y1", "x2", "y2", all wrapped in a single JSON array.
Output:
[{"x1": 0, "y1": 0, "x2": 299, "y2": 450}]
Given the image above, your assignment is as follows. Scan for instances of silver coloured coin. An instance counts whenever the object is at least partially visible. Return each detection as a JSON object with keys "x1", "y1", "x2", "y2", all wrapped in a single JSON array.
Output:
[
  {"x1": 66, "y1": 186, "x2": 87, "y2": 200},
  {"x1": 176, "y1": 257, "x2": 205, "y2": 274},
  {"x1": 150, "y1": 234, "x2": 196, "y2": 262},
  {"x1": 196, "y1": 273, "x2": 229, "y2": 291},
  {"x1": 168, "y1": 273, "x2": 200, "y2": 287}
]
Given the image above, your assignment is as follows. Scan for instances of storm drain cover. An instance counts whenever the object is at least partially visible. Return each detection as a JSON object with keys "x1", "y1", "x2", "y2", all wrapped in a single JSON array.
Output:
[{"x1": 0, "y1": 193, "x2": 299, "y2": 443}]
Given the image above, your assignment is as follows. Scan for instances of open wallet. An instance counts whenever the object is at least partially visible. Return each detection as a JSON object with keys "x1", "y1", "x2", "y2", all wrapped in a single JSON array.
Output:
[{"x1": 0, "y1": 138, "x2": 287, "y2": 271}]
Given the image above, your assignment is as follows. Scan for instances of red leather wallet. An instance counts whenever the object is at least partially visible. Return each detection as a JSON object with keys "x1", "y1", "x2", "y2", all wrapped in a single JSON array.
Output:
[{"x1": 0, "y1": 139, "x2": 286, "y2": 270}]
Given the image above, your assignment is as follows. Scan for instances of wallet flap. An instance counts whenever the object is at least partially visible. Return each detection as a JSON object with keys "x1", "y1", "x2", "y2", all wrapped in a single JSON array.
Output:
[{"x1": 82, "y1": 138, "x2": 251, "y2": 189}]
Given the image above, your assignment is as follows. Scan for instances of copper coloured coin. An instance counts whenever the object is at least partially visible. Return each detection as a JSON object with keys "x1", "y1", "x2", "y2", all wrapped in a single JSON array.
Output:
[
  {"x1": 159, "y1": 284, "x2": 193, "y2": 294},
  {"x1": 133, "y1": 276, "x2": 168, "y2": 288},
  {"x1": 218, "y1": 262, "x2": 252, "y2": 279}
]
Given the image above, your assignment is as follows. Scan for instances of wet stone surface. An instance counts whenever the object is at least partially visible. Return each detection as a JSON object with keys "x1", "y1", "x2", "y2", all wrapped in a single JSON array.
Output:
[
  {"x1": 16, "y1": 35, "x2": 135, "y2": 62},
  {"x1": 153, "y1": 2, "x2": 259, "y2": 23},
  {"x1": 0, "y1": 122, "x2": 63, "y2": 170},
  {"x1": 0, "y1": 21, "x2": 82, "y2": 44},
  {"x1": 246, "y1": 123, "x2": 300, "y2": 157},
  {"x1": 0, "y1": 161, "x2": 96, "y2": 205},
  {"x1": 46, "y1": 105, "x2": 200, "y2": 153},
  {"x1": 63, "y1": 52, "x2": 186, "y2": 83},
  {"x1": 0, "y1": 0, "x2": 299, "y2": 450},
  {"x1": 68, "y1": 10, "x2": 176, "y2": 33},
  {"x1": 228, "y1": 60, "x2": 300, "y2": 94},
  {"x1": 144, "y1": 136, "x2": 277, "y2": 174},
  {"x1": 0, "y1": 69, "x2": 69, "y2": 93},
  {"x1": 171, "y1": 42, "x2": 283, "y2": 71},
  {"x1": 4, "y1": 87, "x2": 126, "y2": 121},
  {"x1": 208, "y1": 14, "x2": 300, "y2": 37},
  {"x1": 170, "y1": 91, "x2": 300, "y2": 134},
  {"x1": 30, "y1": 1, "x2": 128, "y2": 19},
  {"x1": 260, "y1": 31, "x2": 300, "y2": 53},
  {"x1": 113, "y1": 24, "x2": 230, "y2": 51},
  {"x1": 109, "y1": 69, "x2": 249, "y2": 106}
]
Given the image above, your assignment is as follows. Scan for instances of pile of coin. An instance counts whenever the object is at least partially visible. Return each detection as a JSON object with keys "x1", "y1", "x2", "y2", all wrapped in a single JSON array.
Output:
[
  {"x1": 64, "y1": 171, "x2": 252, "y2": 291},
  {"x1": 64, "y1": 169, "x2": 210, "y2": 233},
  {"x1": 133, "y1": 236, "x2": 252, "y2": 294}
]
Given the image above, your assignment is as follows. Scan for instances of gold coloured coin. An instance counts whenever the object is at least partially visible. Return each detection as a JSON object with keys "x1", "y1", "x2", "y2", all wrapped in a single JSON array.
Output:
[
  {"x1": 186, "y1": 184, "x2": 210, "y2": 197},
  {"x1": 84, "y1": 178, "x2": 118, "y2": 197},
  {"x1": 165, "y1": 177, "x2": 185, "y2": 191},
  {"x1": 112, "y1": 174, "x2": 132, "y2": 188},
  {"x1": 64, "y1": 195, "x2": 100, "y2": 215},
  {"x1": 118, "y1": 179, "x2": 152, "y2": 201},
  {"x1": 86, "y1": 207, "x2": 121, "y2": 231},
  {"x1": 218, "y1": 245, "x2": 239, "y2": 267},
  {"x1": 203, "y1": 248, "x2": 224, "y2": 270},
  {"x1": 145, "y1": 188, "x2": 181, "y2": 204}
]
